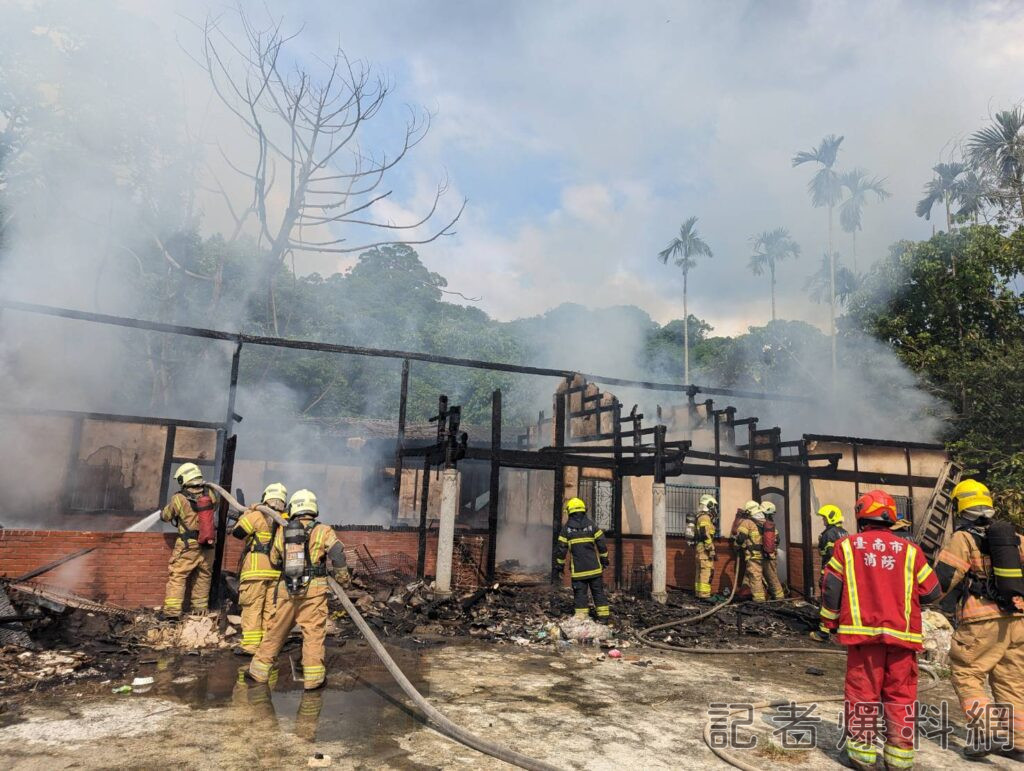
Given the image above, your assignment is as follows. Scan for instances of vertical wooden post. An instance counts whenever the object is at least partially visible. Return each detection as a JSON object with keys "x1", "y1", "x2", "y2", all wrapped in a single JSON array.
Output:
[
  {"x1": 550, "y1": 388, "x2": 567, "y2": 585},
  {"x1": 486, "y1": 390, "x2": 501, "y2": 583},
  {"x1": 391, "y1": 359, "x2": 410, "y2": 523},
  {"x1": 417, "y1": 455, "x2": 431, "y2": 578},
  {"x1": 611, "y1": 399, "x2": 623, "y2": 588}
]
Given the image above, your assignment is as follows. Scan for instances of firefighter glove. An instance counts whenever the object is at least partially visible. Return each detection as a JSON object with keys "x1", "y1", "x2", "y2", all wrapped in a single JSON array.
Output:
[{"x1": 333, "y1": 567, "x2": 352, "y2": 587}]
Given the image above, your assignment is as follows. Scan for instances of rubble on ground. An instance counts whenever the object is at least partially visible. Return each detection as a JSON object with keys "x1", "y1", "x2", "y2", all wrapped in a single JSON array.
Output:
[{"x1": 145, "y1": 615, "x2": 230, "y2": 651}]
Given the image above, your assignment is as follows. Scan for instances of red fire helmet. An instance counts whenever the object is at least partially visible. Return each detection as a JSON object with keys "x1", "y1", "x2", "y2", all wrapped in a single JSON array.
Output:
[{"x1": 855, "y1": 489, "x2": 897, "y2": 525}]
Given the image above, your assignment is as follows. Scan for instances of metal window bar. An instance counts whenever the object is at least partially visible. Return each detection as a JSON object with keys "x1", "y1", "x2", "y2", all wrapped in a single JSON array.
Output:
[
  {"x1": 665, "y1": 484, "x2": 719, "y2": 537},
  {"x1": 577, "y1": 478, "x2": 614, "y2": 532},
  {"x1": 893, "y1": 495, "x2": 912, "y2": 526}
]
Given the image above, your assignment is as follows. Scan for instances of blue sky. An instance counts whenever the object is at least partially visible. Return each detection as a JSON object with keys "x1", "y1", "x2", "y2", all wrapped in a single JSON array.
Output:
[{"x1": 128, "y1": 1, "x2": 1024, "y2": 332}]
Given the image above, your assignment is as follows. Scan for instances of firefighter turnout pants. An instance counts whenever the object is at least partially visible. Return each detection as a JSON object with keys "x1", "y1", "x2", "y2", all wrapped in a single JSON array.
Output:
[
  {"x1": 249, "y1": 588, "x2": 329, "y2": 690},
  {"x1": 763, "y1": 556, "x2": 786, "y2": 600},
  {"x1": 163, "y1": 541, "x2": 214, "y2": 617},
  {"x1": 695, "y1": 544, "x2": 715, "y2": 599},
  {"x1": 741, "y1": 555, "x2": 766, "y2": 602},
  {"x1": 949, "y1": 616, "x2": 1024, "y2": 749},
  {"x1": 572, "y1": 575, "x2": 609, "y2": 619},
  {"x1": 843, "y1": 643, "x2": 918, "y2": 769},
  {"x1": 238, "y1": 579, "x2": 281, "y2": 653}
]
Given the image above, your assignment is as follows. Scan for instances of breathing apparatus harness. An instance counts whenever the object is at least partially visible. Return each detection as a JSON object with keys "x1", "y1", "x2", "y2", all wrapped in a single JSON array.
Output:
[
  {"x1": 282, "y1": 516, "x2": 328, "y2": 596},
  {"x1": 951, "y1": 518, "x2": 1024, "y2": 614}
]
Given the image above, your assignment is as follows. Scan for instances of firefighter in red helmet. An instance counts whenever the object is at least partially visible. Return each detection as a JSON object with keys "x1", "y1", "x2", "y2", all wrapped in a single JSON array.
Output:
[{"x1": 817, "y1": 490, "x2": 941, "y2": 770}]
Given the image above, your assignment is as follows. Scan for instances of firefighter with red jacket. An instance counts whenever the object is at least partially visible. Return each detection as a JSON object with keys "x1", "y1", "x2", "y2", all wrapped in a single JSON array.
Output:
[
  {"x1": 555, "y1": 497, "x2": 610, "y2": 620},
  {"x1": 817, "y1": 490, "x2": 941, "y2": 771}
]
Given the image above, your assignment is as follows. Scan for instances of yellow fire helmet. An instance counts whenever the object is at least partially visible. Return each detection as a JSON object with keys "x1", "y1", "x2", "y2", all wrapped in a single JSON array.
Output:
[
  {"x1": 261, "y1": 482, "x2": 288, "y2": 505},
  {"x1": 565, "y1": 497, "x2": 587, "y2": 515},
  {"x1": 816, "y1": 504, "x2": 844, "y2": 526},
  {"x1": 174, "y1": 462, "x2": 204, "y2": 488},
  {"x1": 760, "y1": 501, "x2": 777, "y2": 517},
  {"x1": 951, "y1": 478, "x2": 993, "y2": 513},
  {"x1": 288, "y1": 489, "x2": 319, "y2": 518}
]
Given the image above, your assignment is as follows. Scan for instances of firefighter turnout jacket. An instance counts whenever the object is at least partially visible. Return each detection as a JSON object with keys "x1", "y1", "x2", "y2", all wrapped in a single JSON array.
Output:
[
  {"x1": 555, "y1": 514, "x2": 609, "y2": 579},
  {"x1": 733, "y1": 515, "x2": 763, "y2": 561},
  {"x1": 268, "y1": 520, "x2": 347, "y2": 597},
  {"x1": 161, "y1": 490, "x2": 219, "y2": 545},
  {"x1": 695, "y1": 512, "x2": 715, "y2": 547},
  {"x1": 820, "y1": 527, "x2": 941, "y2": 649},
  {"x1": 818, "y1": 524, "x2": 849, "y2": 569},
  {"x1": 232, "y1": 508, "x2": 282, "y2": 582},
  {"x1": 935, "y1": 527, "x2": 1024, "y2": 623}
]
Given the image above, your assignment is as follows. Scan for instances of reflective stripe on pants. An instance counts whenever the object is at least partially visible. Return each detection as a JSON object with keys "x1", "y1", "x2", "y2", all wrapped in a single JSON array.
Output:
[{"x1": 163, "y1": 542, "x2": 214, "y2": 615}]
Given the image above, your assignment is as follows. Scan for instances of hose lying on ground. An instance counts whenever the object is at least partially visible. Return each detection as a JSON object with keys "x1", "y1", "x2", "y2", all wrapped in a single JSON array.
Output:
[
  {"x1": 637, "y1": 553, "x2": 846, "y2": 656},
  {"x1": 702, "y1": 664, "x2": 943, "y2": 771},
  {"x1": 205, "y1": 483, "x2": 559, "y2": 771}
]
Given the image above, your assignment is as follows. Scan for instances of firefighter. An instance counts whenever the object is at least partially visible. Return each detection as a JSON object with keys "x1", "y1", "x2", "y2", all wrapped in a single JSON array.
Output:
[
  {"x1": 816, "y1": 489, "x2": 941, "y2": 770},
  {"x1": 554, "y1": 497, "x2": 610, "y2": 620},
  {"x1": 230, "y1": 482, "x2": 288, "y2": 655},
  {"x1": 160, "y1": 463, "x2": 218, "y2": 619},
  {"x1": 248, "y1": 489, "x2": 351, "y2": 690},
  {"x1": 816, "y1": 504, "x2": 849, "y2": 581},
  {"x1": 694, "y1": 494, "x2": 718, "y2": 600},
  {"x1": 809, "y1": 504, "x2": 849, "y2": 642},
  {"x1": 934, "y1": 478, "x2": 1024, "y2": 760},
  {"x1": 733, "y1": 501, "x2": 765, "y2": 602},
  {"x1": 760, "y1": 501, "x2": 786, "y2": 600}
]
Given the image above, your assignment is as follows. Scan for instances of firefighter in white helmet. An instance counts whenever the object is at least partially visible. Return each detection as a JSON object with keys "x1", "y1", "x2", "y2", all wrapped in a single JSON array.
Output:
[
  {"x1": 733, "y1": 500, "x2": 766, "y2": 602},
  {"x1": 693, "y1": 494, "x2": 719, "y2": 600},
  {"x1": 160, "y1": 463, "x2": 219, "y2": 618},
  {"x1": 759, "y1": 501, "x2": 786, "y2": 600},
  {"x1": 230, "y1": 482, "x2": 288, "y2": 655},
  {"x1": 249, "y1": 490, "x2": 351, "y2": 690}
]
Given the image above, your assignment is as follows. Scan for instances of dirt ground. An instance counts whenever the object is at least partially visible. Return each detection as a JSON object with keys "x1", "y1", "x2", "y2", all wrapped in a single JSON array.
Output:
[{"x1": 0, "y1": 635, "x2": 1016, "y2": 770}]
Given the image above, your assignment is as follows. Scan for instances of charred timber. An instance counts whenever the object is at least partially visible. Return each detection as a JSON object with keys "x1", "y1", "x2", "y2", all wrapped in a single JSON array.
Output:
[{"x1": 1, "y1": 299, "x2": 811, "y2": 403}]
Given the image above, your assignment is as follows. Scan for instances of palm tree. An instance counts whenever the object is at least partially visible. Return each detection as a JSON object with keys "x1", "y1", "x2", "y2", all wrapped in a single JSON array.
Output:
[
  {"x1": 793, "y1": 134, "x2": 844, "y2": 385},
  {"x1": 967, "y1": 107, "x2": 1024, "y2": 220},
  {"x1": 804, "y1": 253, "x2": 859, "y2": 307},
  {"x1": 748, "y1": 227, "x2": 801, "y2": 322},
  {"x1": 953, "y1": 169, "x2": 990, "y2": 225},
  {"x1": 658, "y1": 216, "x2": 713, "y2": 385},
  {"x1": 916, "y1": 162, "x2": 967, "y2": 232},
  {"x1": 839, "y1": 169, "x2": 889, "y2": 271}
]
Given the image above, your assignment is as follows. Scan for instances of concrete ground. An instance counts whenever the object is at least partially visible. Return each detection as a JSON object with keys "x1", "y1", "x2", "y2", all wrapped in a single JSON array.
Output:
[{"x1": 0, "y1": 638, "x2": 1016, "y2": 770}]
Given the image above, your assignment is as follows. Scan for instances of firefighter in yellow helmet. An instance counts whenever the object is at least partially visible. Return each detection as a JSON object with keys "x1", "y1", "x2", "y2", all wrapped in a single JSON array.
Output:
[
  {"x1": 759, "y1": 501, "x2": 786, "y2": 600},
  {"x1": 934, "y1": 479, "x2": 1024, "y2": 760},
  {"x1": 160, "y1": 463, "x2": 219, "y2": 619},
  {"x1": 693, "y1": 494, "x2": 718, "y2": 600},
  {"x1": 230, "y1": 482, "x2": 288, "y2": 655},
  {"x1": 249, "y1": 490, "x2": 351, "y2": 690},
  {"x1": 733, "y1": 501, "x2": 765, "y2": 602},
  {"x1": 554, "y1": 497, "x2": 610, "y2": 619},
  {"x1": 809, "y1": 504, "x2": 849, "y2": 642}
]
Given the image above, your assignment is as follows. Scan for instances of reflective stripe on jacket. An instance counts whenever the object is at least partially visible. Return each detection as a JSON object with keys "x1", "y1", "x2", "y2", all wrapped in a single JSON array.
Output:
[
  {"x1": 821, "y1": 529, "x2": 939, "y2": 650},
  {"x1": 555, "y1": 514, "x2": 608, "y2": 579},
  {"x1": 733, "y1": 518, "x2": 762, "y2": 561},
  {"x1": 935, "y1": 530, "x2": 1024, "y2": 624},
  {"x1": 235, "y1": 508, "x2": 281, "y2": 582}
]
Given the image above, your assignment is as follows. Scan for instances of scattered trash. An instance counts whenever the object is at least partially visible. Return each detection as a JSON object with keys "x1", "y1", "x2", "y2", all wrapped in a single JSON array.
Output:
[
  {"x1": 805, "y1": 666, "x2": 825, "y2": 677},
  {"x1": 112, "y1": 685, "x2": 132, "y2": 694},
  {"x1": 307, "y1": 752, "x2": 332, "y2": 767},
  {"x1": 608, "y1": 649, "x2": 622, "y2": 659},
  {"x1": 131, "y1": 676, "x2": 154, "y2": 687}
]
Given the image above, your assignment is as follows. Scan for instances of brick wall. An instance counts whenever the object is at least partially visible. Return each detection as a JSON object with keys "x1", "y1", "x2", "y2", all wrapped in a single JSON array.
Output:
[{"x1": 0, "y1": 527, "x2": 462, "y2": 609}]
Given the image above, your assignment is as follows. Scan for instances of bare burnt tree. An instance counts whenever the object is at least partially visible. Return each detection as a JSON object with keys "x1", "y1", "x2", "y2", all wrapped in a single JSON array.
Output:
[{"x1": 194, "y1": 10, "x2": 464, "y2": 332}]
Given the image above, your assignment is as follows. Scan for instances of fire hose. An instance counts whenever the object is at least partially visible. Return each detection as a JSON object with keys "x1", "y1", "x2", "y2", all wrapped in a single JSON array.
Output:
[
  {"x1": 636, "y1": 552, "x2": 846, "y2": 656},
  {"x1": 204, "y1": 483, "x2": 559, "y2": 771}
]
